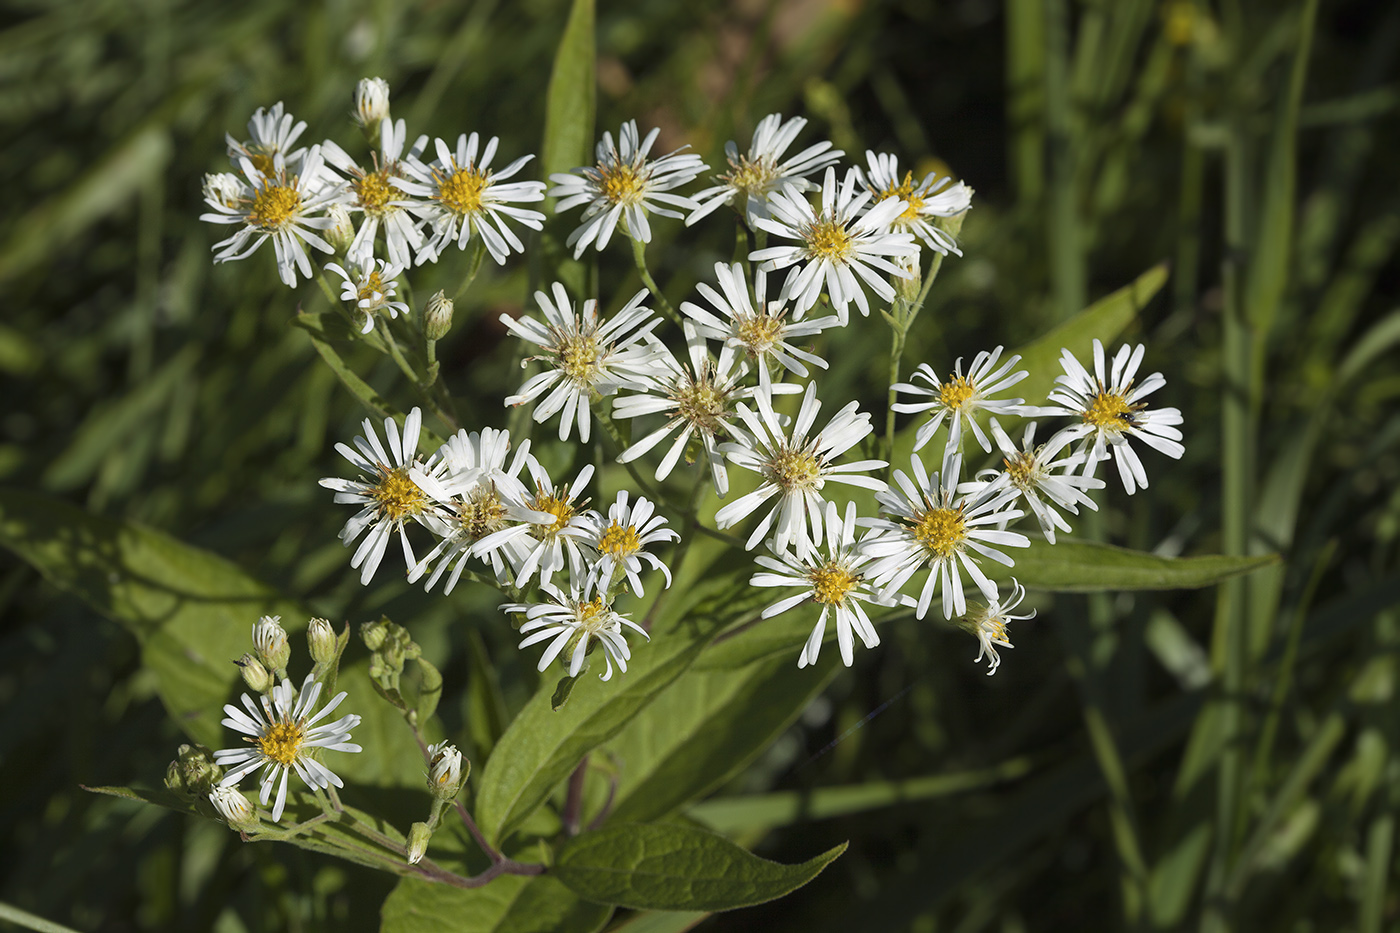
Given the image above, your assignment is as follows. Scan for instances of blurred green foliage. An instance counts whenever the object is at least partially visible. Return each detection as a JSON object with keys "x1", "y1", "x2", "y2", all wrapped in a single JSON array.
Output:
[{"x1": 1, "y1": 0, "x2": 1398, "y2": 930}]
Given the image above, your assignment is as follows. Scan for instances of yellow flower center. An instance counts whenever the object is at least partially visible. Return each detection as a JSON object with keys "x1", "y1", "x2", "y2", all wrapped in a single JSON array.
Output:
[
  {"x1": 355, "y1": 169, "x2": 398, "y2": 216},
  {"x1": 436, "y1": 165, "x2": 489, "y2": 215},
  {"x1": 726, "y1": 156, "x2": 776, "y2": 197},
  {"x1": 599, "y1": 523, "x2": 641, "y2": 557},
  {"x1": 456, "y1": 486, "x2": 510, "y2": 540},
  {"x1": 558, "y1": 335, "x2": 600, "y2": 384},
  {"x1": 1004, "y1": 451, "x2": 1038, "y2": 491},
  {"x1": 876, "y1": 171, "x2": 926, "y2": 223},
  {"x1": 357, "y1": 269, "x2": 387, "y2": 305},
  {"x1": 372, "y1": 466, "x2": 427, "y2": 523},
  {"x1": 600, "y1": 161, "x2": 646, "y2": 205},
  {"x1": 939, "y1": 375, "x2": 977, "y2": 410},
  {"x1": 981, "y1": 615, "x2": 1011, "y2": 644},
  {"x1": 249, "y1": 183, "x2": 302, "y2": 230},
  {"x1": 803, "y1": 218, "x2": 854, "y2": 262},
  {"x1": 912, "y1": 505, "x2": 966, "y2": 560},
  {"x1": 734, "y1": 314, "x2": 785, "y2": 355},
  {"x1": 809, "y1": 563, "x2": 859, "y2": 606},
  {"x1": 675, "y1": 380, "x2": 726, "y2": 432},
  {"x1": 530, "y1": 491, "x2": 577, "y2": 541},
  {"x1": 248, "y1": 151, "x2": 277, "y2": 178},
  {"x1": 770, "y1": 448, "x2": 821, "y2": 491},
  {"x1": 578, "y1": 596, "x2": 610, "y2": 633},
  {"x1": 257, "y1": 719, "x2": 306, "y2": 767},
  {"x1": 1083, "y1": 388, "x2": 1142, "y2": 432}
]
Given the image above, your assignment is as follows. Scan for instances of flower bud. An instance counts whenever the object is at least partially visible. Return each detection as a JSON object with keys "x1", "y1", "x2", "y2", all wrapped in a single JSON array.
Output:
[
  {"x1": 210, "y1": 783, "x2": 262, "y2": 832},
  {"x1": 426, "y1": 741, "x2": 466, "y2": 800},
  {"x1": 406, "y1": 821, "x2": 432, "y2": 865},
  {"x1": 324, "y1": 204, "x2": 356, "y2": 254},
  {"x1": 893, "y1": 256, "x2": 923, "y2": 307},
  {"x1": 167, "y1": 744, "x2": 222, "y2": 797},
  {"x1": 361, "y1": 618, "x2": 388, "y2": 651},
  {"x1": 202, "y1": 172, "x2": 245, "y2": 208},
  {"x1": 423, "y1": 290, "x2": 454, "y2": 341},
  {"x1": 354, "y1": 77, "x2": 392, "y2": 137},
  {"x1": 307, "y1": 617, "x2": 338, "y2": 665},
  {"x1": 236, "y1": 653, "x2": 275, "y2": 693},
  {"x1": 252, "y1": 615, "x2": 291, "y2": 673}
]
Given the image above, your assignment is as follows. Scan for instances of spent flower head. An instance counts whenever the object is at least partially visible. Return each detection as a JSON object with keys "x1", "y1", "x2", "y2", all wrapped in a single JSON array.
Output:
[
  {"x1": 962, "y1": 578, "x2": 1035, "y2": 675},
  {"x1": 503, "y1": 576, "x2": 649, "y2": 682},
  {"x1": 325, "y1": 255, "x2": 410, "y2": 334},
  {"x1": 964, "y1": 419, "x2": 1104, "y2": 544},
  {"x1": 686, "y1": 113, "x2": 842, "y2": 228}
]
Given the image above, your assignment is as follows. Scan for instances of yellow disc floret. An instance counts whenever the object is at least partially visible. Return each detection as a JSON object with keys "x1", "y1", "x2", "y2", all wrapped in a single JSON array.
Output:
[
  {"x1": 876, "y1": 171, "x2": 927, "y2": 224},
  {"x1": 530, "y1": 491, "x2": 578, "y2": 542},
  {"x1": 437, "y1": 165, "x2": 489, "y2": 215},
  {"x1": 557, "y1": 334, "x2": 601, "y2": 385},
  {"x1": 735, "y1": 315, "x2": 785, "y2": 355},
  {"x1": 769, "y1": 448, "x2": 822, "y2": 491},
  {"x1": 912, "y1": 505, "x2": 967, "y2": 560},
  {"x1": 1083, "y1": 387, "x2": 1142, "y2": 432},
  {"x1": 578, "y1": 596, "x2": 610, "y2": 633},
  {"x1": 809, "y1": 563, "x2": 860, "y2": 606},
  {"x1": 357, "y1": 269, "x2": 387, "y2": 305},
  {"x1": 1003, "y1": 451, "x2": 1038, "y2": 491},
  {"x1": 726, "y1": 156, "x2": 777, "y2": 198},
  {"x1": 355, "y1": 169, "x2": 399, "y2": 216},
  {"x1": 249, "y1": 183, "x2": 302, "y2": 231},
  {"x1": 599, "y1": 522, "x2": 642, "y2": 558},
  {"x1": 803, "y1": 217, "x2": 855, "y2": 262},
  {"x1": 674, "y1": 379, "x2": 726, "y2": 432},
  {"x1": 456, "y1": 486, "x2": 510, "y2": 540},
  {"x1": 372, "y1": 466, "x2": 427, "y2": 523},
  {"x1": 938, "y1": 375, "x2": 977, "y2": 411},
  {"x1": 600, "y1": 160, "x2": 646, "y2": 206},
  {"x1": 257, "y1": 719, "x2": 306, "y2": 767}
]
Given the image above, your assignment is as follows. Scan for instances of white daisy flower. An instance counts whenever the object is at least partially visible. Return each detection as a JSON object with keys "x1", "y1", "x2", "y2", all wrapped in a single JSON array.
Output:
[
  {"x1": 863, "y1": 449, "x2": 1029, "y2": 620},
  {"x1": 680, "y1": 262, "x2": 840, "y2": 382},
  {"x1": 225, "y1": 101, "x2": 308, "y2": 178},
  {"x1": 749, "y1": 166, "x2": 919, "y2": 323},
  {"x1": 318, "y1": 408, "x2": 447, "y2": 585},
  {"x1": 685, "y1": 113, "x2": 843, "y2": 228},
  {"x1": 501, "y1": 284, "x2": 666, "y2": 443},
  {"x1": 856, "y1": 151, "x2": 972, "y2": 255},
  {"x1": 613, "y1": 322, "x2": 789, "y2": 497},
  {"x1": 324, "y1": 256, "x2": 410, "y2": 334},
  {"x1": 407, "y1": 427, "x2": 550, "y2": 591},
  {"x1": 397, "y1": 133, "x2": 546, "y2": 265},
  {"x1": 962, "y1": 578, "x2": 1035, "y2": 675},
  {"x1": 965, "y1": 419, "x2": 1103, "y2": 544},
  {"x1": 200, "y1": 146, "x2": 340, "y2": 288},
  {"x1": 321, "y1": 118, "x2": 428, "y2": 268},
  {"x1": 1043, "y1": 339, "x2": 1186, "y2": 494},
  {"x1": 214, "y1": 673, "x2": 362, "y2": 822},
  {"x1": 716, "y1": 380, "x2": 887, "y2": 558},
  {"x1": 549, "y1": 120, "x2": 708, "y2": 257},
  {"x1": 474, "y1": 460, "x2": 598, "y2": 589},
  {"x1": 586, "y1": 491, "x2": 679, "y2": 597},
  {"x1": 750, "y1": 501, "x2": 896, "y2": 668},
  {"x1": 892, "y1": 346, "x2": 1030, "y2": 453},
  {"x1": 503, "y1": 577, "x2": 649, "y2": 681},
  {"x1": 202, "y1": 172, "x2": 248, "y2": 210}
]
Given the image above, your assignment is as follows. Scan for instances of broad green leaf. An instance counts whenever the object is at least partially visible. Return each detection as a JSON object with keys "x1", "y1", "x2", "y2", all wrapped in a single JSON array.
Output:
[
  {"x1": 984, "y1": 538, "x2": 1279, "y2": 592},
  {"x1": 540, "y1": 0, "x2": 596, "y2": 184},
  {"x1": 688, "y1": 757, "x2": 1034, "y2": 835},
  {"x1": 293, "y1": 311, "x2": 393, "y2": 422},
  {"x1": 380, "y1": 875, "x2": 612, "y2": 933},
  {"x1": 553, "y1": 823, "x2": 845, "y2": 911},
  {"x1": 0, "y1": 489, "x2": 306, "y2": 748},
  {"x1": 1147, "y1": 822, "x2": 1212, "y2": 928},
  {"x1": 473, "y1": 635, "x2": 708, "y2": 847},
  {"x1": 605, "y1": 652, "x2": 839, "y2": 825},
  {"x1": 607, "y1": 911, "x2": 709, "y2": 933},
  {"x1": 0, "y1": 489, "x2": 421, "y2": 785}
]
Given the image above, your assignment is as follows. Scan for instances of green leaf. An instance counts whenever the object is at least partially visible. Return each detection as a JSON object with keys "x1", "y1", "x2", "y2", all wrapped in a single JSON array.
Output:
[
  {"x1": 380, "y1": 874, "x2": 612, "y2": 933},
  {"x1": 293, "y1": 311, "x2": 393, "y2": 422},
  {"x1": 541, "y1": 0, "x2": 596, "y2": 184},
  {"x1": 553, "y1": 823, "x2": 845, "y2": 911},
  {"x1": 473, "y1": 635, "x2": 708, "y2": 847},
  {"x1": 0, "y1": 901, "x2": 86, "y2": 933},
  {"x1": 606, "y1": 652, "x2": 839, "y2": 825},
  {"x1": 606, "y1": 911, "x2": 710, "y2": 933},
  {"x1": 0, "y1": 488, "x2": 307, "y2": 748},
  {"x1": 984, "y1": 538, "x2": 1280, "y2": 592}
]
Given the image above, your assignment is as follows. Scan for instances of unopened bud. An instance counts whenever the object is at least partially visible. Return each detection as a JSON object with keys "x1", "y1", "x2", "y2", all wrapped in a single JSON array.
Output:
[
  {"x1": 893, "y1": 256, "x2": 923, "y2": 307},
  {"x1": 361, "y1": 618, "x2": 388, "y2": 651},
  {"x1": 423, "y1": 290, "x2": 454, "y2": 341},
  {"x1": 236, "y1": 653, "x2": 275, "y2": 693},
  {"x1": 407, "y1": 821, "x2": 432, "y2": 865},
  {"x1": 209, "y1": 783, "x2": 262, "y2": 832},
  {"x1": 167, "y1": 744, "x2": 222, "y2": 797},
  {"x1": 325, "y1": 204, "x2": 356, "y2": 254},
  {"x1": 426, "y1": 741, "x2": 466, "y2": 800},
  {"x1": 354, "y1": 77, "x2": 392, "y2": 137},
  {"x1": 308, "y1": 617, "x2": 338, "y2": 665},
  {"x1": 252, "y1": 615, "x2": 291, "y2": 673}
]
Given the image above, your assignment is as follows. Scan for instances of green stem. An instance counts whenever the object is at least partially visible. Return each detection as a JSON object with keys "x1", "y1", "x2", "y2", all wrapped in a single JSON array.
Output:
[
  {"x1": 630, "y1": 235, "x2": 682, "y2": 326},
  {"x1": 455, "y1": 239, "x2": 488, "y2": 299}
]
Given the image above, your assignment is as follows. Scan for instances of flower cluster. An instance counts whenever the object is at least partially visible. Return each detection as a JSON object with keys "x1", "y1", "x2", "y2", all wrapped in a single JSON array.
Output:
[{"x1": 208, "y1": 82, "x2": 1185, "y2": 680}]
